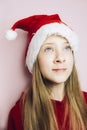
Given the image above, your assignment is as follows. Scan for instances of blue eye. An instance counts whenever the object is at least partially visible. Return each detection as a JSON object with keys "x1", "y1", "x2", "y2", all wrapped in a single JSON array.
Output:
[
  {"x1": 64, "y1": 46, "x2": 72, "y2": 51},
  {"x1": 45, "y1": 47, "x2": 53, "y2": 52}
]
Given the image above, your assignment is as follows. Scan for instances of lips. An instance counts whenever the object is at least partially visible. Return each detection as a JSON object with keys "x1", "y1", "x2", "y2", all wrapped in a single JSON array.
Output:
[{"x1": 52, "y1": 68, "x2": 67, "y2": 72}]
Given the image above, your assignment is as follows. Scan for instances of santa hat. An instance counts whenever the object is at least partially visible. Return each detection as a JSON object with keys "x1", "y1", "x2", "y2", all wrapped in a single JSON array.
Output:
[{"x1": 6, "y1": 14, "x2": 79, "y2": 73}]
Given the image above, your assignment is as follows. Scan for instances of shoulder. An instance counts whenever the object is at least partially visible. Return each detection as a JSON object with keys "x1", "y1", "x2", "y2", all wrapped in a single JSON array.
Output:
[
  {"x1": 9, "y1": 92, "x2": 26, "y2": 118},
  {"x1": 82, "y1": 91, "x2": 87, "y2": 104},
  {"x1": 7, "y1": 97, "x2": 23, "y2": 130},
  {"x1": 9, "y1": 99, "x2": 22, "y2": 118}
]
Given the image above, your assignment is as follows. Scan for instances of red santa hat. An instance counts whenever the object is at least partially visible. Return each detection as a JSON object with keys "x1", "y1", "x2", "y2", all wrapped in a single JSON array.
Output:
[{"x1": 6, "y1": 14, "x2": 79, "y2": 73}]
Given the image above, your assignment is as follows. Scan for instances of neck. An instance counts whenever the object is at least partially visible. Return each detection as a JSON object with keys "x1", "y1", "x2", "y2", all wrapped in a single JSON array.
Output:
[{"x1": 50, "y1": 83, "x2": 65, "y2": 101}]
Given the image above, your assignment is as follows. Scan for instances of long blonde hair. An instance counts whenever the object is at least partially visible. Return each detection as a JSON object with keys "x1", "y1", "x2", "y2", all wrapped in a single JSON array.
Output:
[{"x1": 23, "y1": 59, "x2": 87, "y2": 130}]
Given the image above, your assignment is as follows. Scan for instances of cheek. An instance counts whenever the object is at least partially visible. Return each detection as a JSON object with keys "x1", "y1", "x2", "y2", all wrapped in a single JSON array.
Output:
[
  {"x1": 38, "y1": 54, "x2": 54, "y2": 67},
  {"x1": 39, "y1": 58, "x2": 50, "y2": 69},
  {"x1": 38, "y1": 61, "x2": 47, "y2": 77},
  {"x1": 38, "y1": 56, "x2": 52, "y2": 75},
  {"x1": 67, "y1": 55, "x2": 74, "y2": 70}
]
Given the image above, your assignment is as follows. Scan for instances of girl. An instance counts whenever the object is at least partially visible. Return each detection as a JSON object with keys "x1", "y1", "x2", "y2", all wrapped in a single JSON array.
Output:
[{"x1": 6, "y1": 14, "x2": 87, "y2": 130}]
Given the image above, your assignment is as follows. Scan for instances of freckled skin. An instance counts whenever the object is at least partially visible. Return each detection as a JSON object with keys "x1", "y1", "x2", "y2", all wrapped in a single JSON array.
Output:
[{"x1": 38, "y1": 35, "x2": 73, "y2": 85}]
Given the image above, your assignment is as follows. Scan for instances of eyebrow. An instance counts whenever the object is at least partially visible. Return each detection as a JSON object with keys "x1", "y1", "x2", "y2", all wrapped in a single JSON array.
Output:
[{"x1": 42, "y1": 41, "x2": 70, "y2": 47}]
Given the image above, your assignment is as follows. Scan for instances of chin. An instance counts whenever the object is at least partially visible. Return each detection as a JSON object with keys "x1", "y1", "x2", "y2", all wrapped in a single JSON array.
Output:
[
  {"x1": 47, "y1": 78, "x2": 67, "y2": 84},
  {"x1": 51, "y1": 76, "x2": 69, "y2": 83}
]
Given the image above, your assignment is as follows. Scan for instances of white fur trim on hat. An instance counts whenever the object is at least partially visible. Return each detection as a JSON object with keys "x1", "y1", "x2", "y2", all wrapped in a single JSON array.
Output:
[{"x1": 26, "y1": 22, "x2": 79, "y2": 73}]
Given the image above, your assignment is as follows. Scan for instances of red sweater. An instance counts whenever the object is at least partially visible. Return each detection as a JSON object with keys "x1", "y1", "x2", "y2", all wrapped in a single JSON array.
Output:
[{"x1": 7, "y1": 92, "x2": 87, "y2": 130}]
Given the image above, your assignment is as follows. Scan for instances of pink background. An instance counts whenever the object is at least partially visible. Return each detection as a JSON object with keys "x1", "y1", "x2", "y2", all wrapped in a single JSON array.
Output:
[{"x1": 0, "y1": 0, "x2": 87, "y2": 129}]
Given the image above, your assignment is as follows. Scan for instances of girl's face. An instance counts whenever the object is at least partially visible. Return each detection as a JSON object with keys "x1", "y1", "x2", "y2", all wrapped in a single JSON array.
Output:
[{"x1": 38, "y1": 35, "x2": 73, "y2": 84}]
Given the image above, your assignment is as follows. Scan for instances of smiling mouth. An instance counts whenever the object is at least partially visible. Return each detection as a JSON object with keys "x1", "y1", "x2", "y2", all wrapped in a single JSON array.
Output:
[{"x1": 52, "y1": 68, "x2": 67, "y2": 72}]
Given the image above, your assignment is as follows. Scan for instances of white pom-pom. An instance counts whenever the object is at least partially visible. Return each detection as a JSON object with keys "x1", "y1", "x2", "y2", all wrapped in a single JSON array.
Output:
[{"x1": 5, "y1": 29, "x2": 17, "y2": 40}]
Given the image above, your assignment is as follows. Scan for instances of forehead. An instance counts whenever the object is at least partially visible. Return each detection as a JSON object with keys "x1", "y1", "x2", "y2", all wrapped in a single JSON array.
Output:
[{"x1": 43, "y1": 34, "x2": 69, "y2": 46}]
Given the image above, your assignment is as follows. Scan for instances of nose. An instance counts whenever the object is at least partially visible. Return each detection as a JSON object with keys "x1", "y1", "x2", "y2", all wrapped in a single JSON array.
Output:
[{"x1": 53, "y1": 52, "x2": 66, "y2": 63}]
